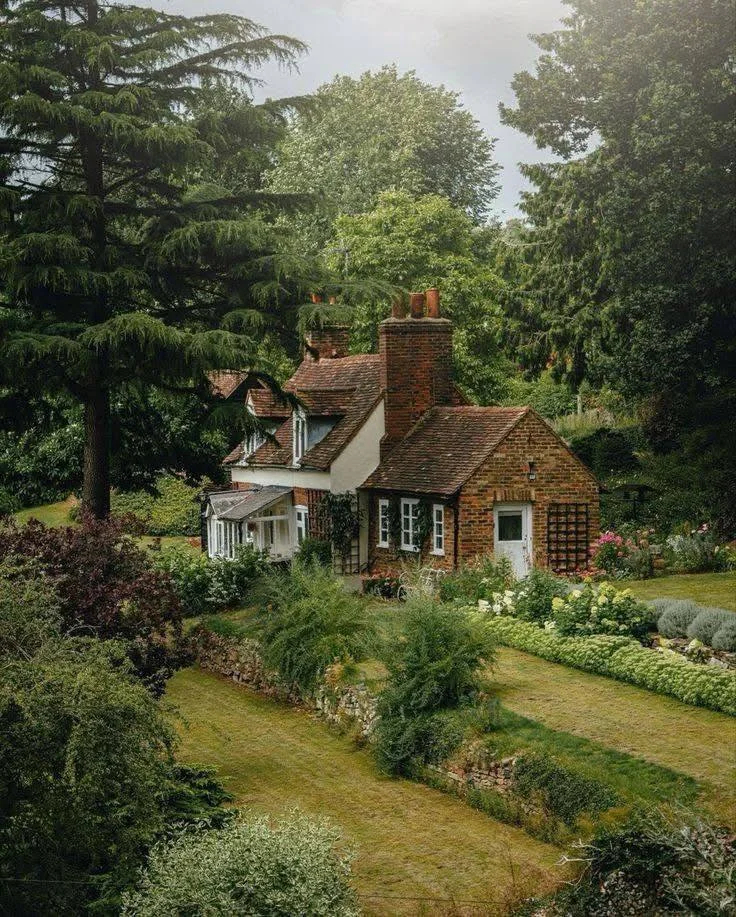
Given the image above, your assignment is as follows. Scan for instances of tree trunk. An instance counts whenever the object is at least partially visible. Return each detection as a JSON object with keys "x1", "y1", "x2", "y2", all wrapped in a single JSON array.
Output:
[{"x1": 82, "y1": 386, "x2": 111, "y2": 518}]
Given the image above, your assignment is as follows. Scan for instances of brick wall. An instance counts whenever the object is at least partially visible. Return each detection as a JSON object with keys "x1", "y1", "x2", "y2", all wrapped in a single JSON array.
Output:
[
  {"x1": 379, "y1": 316, "x2": 453, "y2": 458},
  {"x1": 293, "y1": 486, "x2": 329, "y2": 539},
  {"x1": 366, "y1": 490, "x2": 457, "y2": 573},
  {"x1": 304, "y1": 326, "x2": 351, "y2": 360},
  {"x1": 457, "y1": 411, "x2": 599, "y2": 569}
]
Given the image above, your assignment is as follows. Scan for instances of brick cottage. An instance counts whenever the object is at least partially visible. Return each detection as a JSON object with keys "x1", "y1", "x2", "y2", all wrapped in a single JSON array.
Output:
[{"x1": 202, "y1": 289, "x2": 599, "y2": 577}]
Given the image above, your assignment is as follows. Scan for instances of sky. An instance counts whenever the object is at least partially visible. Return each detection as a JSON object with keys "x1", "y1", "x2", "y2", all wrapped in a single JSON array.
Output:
[{"x1": 160, "y1": 0, "x2": 568, "y2": 217}]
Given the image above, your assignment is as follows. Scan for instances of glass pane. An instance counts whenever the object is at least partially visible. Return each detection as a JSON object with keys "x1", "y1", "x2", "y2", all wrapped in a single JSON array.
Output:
[{"x1": 498, "y1": 513, "x2": 523, "y2": 542}]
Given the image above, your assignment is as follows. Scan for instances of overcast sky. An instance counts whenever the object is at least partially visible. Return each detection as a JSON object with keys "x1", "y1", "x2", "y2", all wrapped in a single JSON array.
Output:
[{"x1": 161, "y1": 0, "x2": 568, "y2": 217}]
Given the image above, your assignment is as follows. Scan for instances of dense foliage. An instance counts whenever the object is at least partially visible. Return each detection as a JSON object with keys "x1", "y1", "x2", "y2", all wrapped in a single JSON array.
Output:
[
  {"x1": 254, "y1": 563, "x2": 374, "y2": 693},
  {"x1": 0, "y1": 517, "x2": 183, "y2": 693},
  {"x1": 375, "y1": 600, "x2": 495, "y2": 774},
  {"x1": 110, "y1": 476, "x2": 201, "y2": 537},
  {"x1": 550, "y1": 583, "x2": 654, "y2": 639},
  {"x1": 485, "y1": 616, "x2": 736, "y2": 715},
  {"x1": 268, "y1": 65, "x2": 499, "y2": 246},
  {"x1": 536, "y1": 810, "x2": 736, "y2": 916},
  {"x1": 499, "y1": 0, "x2": 736, "y2": 534},
  {"x1": 0, "y1": 0, "x2": 318, "y2": 517},
  {"x1": 0, "y1": 574, "x2": 230, "y2": 917},
  {"x1": 153, "y1": 544, "x2": 269, "y2": 617},
  {"x1": 121, "y1": 814, "x2": 358, "y2": 917}
]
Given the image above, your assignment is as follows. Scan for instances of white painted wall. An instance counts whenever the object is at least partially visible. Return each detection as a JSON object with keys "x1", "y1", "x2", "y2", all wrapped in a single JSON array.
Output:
[
  {"x1": 230, "y1": 465, "x2": 331, "y2": 491},
  {"x1": 330, "y1": 400, "x2": 385, "y2": 493}
]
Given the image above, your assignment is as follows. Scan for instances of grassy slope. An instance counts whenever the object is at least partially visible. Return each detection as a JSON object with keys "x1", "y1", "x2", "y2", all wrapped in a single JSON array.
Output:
[
  {"x1": 493, "y1": 647, "x2": 736, "y2": 825},
  {"x1": 626, "y1": 572, "x2": 736, "y2": 610},
  {"x1": 12, "y1": 498, "x2": 198, "y2": 554},
  {"x1": 168, "y1": 667, "x2": 567, "y2": 916}
]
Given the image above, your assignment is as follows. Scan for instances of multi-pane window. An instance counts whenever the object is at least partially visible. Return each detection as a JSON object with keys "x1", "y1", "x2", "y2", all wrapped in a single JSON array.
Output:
[
  {"x1": 432, "y1": 504, "x2": 445, "y2": 555},
  {"x1": 400, "y1": 498, "x2": 419, "y2": 551},
  {"x1": 293, "y1": 409, "x2": 307, "y2": 463},
  {"x1": 212, "y1": 519, "x2": 240, "y2": 559},
  {"x1": 377, "y1": 499, "x2": 390, "y2": 548},
  {"x1": 295, "y1": 505, "x2": 308, "y2": 546}
]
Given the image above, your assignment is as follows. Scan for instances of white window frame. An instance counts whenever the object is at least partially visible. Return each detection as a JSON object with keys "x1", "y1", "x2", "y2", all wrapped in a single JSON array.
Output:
[
  {"x1": 400, "y1": 497, "x2": 420, "y2": 552},
  {"x1": 295, "y1": 505, "x2": 308, "y2": 546},
  {"x1": 377, "y1": 499, "x2": 390, "y2": 548},
  {"x1": 293, "y1": 408, "x2": 307, "y2": 464},
  {"x1": 431, "y1": 503, "x2": 445, "y2": 556}
]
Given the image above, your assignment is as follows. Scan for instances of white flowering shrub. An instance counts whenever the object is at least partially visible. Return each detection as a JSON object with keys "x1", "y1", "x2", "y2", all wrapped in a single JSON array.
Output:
[
  {"x1": 484, "y1": 616, "x2": 736, "y2": 715},
  {"x1": 122, "y1": 813, "x2": 358, "y2": 917},
  {"x1": 551, "y1": 582, "x2": 654, "y2": 638}
]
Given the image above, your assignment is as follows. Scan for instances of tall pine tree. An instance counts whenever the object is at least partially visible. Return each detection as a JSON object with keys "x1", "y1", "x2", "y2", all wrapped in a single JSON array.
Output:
[{"x1": 0, "y1": 0, "x2": 316, "y2": 516}]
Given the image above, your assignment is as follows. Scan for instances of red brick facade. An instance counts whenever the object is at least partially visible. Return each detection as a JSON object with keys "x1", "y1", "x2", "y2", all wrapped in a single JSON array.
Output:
[
  {"x1": 292, "y1": 486, "x2": 329, "y2": 539},
  {"x1": 367, "y1": 411, "x2": 599, "y2": 574}
]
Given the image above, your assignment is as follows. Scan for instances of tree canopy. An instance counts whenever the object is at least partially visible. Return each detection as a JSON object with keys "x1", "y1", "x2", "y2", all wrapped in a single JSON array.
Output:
[
  {"x1": 268, "y1": 65, "x2": 500, "y2": 250},
  {"x1": 0, "y1": 0, "x2": 318, "y2": 516},
  {"x1": 499, "y1": 0, "x2": 736, "y2": 402}
]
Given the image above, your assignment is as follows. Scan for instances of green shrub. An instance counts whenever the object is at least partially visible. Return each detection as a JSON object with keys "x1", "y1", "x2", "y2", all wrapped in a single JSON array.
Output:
[
  {"x1": 121, "y1": 813, "x2": 358, "y2": 917},
  {"x1": 665, "y1": 530, "x2": 731, "y2": 573},
  {"x1": 512, "y1": 752, "x2": 618, "y2": 826},
  {"x1": 111, "y1": 476, "x2": 200, "y2": 536},
  {"x1": 374, "y1": 600, "x2": 495, "y2": 774},
  {"x1": 438, "y1": 555, "x2": 514, "y2": 604},
  {"x1": 654, "y1": 598, "x2": 700, "y2": 638},
  {"x1": 511, "y1": 569, "x2": 568, "y2": 625},
  {"x1": 712, "y1": 618, "x2": 736, "y2": 652},
  {"x1": 154, "y1": 545, "x2": 268, "y2": 616},
  {"x1": 484, "y1": 616, "x2": 736, "y2": 715},
  {"x1": 551, "y1": 582, "x2": 654, "y2": 639},
  {"x1": 296, "y1": 536, "x2": 332, "y2": 567},
  {"x1": 686, "y1": 607, "x2": 735, "y2": 646},
  {"x1": 541, "y1": 810, "x2": 736, "y2": 916},
  {"x1": 255, "y1": 563, "x2": 374, "y2": 693},
  {"x1": 0, "y1": 487, "x2": 20, "y2": 516}
]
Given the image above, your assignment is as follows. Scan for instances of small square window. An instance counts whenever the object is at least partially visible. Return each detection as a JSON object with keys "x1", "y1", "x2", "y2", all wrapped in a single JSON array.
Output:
[{"x1": 497, "y1": 512, "x2": 523, "y2": 542}]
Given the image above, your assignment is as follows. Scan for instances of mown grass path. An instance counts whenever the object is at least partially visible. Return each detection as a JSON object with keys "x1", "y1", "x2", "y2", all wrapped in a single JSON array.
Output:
[
  {"x1": 493, "y1": 647, "x2": 736, "y2": 824},
  {"x1": 168, "y1": 667, "x2": 567, "y2": 916}
]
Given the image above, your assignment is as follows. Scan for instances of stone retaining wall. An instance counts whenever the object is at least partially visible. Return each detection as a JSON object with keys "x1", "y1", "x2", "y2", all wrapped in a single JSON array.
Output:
[{"x1": 189, "y1": 626, "x2": 522, "y2": 798}]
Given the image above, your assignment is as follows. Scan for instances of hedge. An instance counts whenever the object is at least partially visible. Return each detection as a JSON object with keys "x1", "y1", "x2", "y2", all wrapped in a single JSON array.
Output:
[{"x1": 485, "y1": 616, "x2": 736, "y2": 717}]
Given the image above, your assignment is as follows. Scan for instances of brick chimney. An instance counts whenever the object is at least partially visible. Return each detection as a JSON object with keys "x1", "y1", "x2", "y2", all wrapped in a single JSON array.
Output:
[
  {"x1": 379, "y1": 289, "x2": 453, "y2": 457},
  {"x1": 305, "y1": 324, "x2": 351, "y2": 360}
]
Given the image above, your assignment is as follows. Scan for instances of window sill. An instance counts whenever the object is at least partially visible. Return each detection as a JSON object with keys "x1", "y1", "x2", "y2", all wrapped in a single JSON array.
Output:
[
  {"x1": 377, "y1": 543, "x2": 390, "y2": 550},
  {"x1": 400, "y1": 546, "x2": 419, "y2": 554},
  {"x1": 430, "y1": 550, "x2": 445, "y2": 557}
]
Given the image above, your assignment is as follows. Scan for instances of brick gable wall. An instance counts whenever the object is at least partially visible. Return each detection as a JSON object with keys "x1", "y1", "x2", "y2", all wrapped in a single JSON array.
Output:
[
  {"x1": 457, "y1": 412, "x2": 599, "y2": 569},
  {"x1": 367, "y1": 491, "x2": 457, "y2": 573}
]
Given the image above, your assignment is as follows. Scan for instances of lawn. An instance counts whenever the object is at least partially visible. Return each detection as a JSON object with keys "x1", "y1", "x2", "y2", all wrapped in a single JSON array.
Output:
[
  {"x1": 12, "y1": 498, "x2": 199, "y2": 554},
  {"x1": 627, "y1": 571, "x2": 736, "y2": 610},
  {"x1": 492, "y1": 647, "x2": 736, "y2": 826},
  {"x1": 168, "y1": 667, "x2": 567, "y2": 916}
]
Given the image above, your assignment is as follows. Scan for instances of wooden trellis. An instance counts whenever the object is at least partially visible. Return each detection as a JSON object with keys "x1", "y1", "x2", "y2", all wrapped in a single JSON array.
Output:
[{"x1": 547, "y1": 503, "x2": 590, "y2": 573}]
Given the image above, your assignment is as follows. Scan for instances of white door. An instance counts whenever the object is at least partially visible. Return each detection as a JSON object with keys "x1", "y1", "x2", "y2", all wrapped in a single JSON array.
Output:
[{"x1": 493, "y1": 503, "x2": 533, "y2": 578}]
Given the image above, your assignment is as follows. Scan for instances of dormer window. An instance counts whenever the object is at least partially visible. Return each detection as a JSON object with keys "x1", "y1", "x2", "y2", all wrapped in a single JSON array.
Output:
[{"x1": 293, "y1": 408, "x2": 307, "y2": 464}]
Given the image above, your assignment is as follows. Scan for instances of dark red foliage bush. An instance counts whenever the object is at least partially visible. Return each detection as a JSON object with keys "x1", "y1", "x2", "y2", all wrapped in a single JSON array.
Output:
[{"x1": 0, "y1": 515, "x2": 184, "y2": 693}]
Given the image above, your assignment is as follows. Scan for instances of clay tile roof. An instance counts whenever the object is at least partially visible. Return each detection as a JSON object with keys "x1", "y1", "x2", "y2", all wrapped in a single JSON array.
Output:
[
  {"x1": 249, "y1": 387, "x2": 291, "y2": 417},
  {"x1": 241, "y1": 354, "x2": 382, "y2": 471},
  {"x1": 361, "y1": 406, "x2": 529, "y2": 496},
  {"x1": 208, "y1": 370, "x2": 250, "y2": 399}
]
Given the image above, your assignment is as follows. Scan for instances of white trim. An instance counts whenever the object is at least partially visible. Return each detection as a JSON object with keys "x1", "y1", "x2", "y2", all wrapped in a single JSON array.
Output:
[
  {"x1": 293, "y1": 408, "x2": 307, "y2": 464},
  {"x1": 295, "y1": 504, "x2": 308, "y2": 547},
  {"x1": 400, "y1": 497, "x2": 419, "y2": 552},
  {"x1": 377, "y1": 499, "x2": 390, "y2": 548},
  {"x1": 431, "y1": 503, "x2": 445, "y2": 556},
  {"x1": 493, "y1": 502, "x2": 533, "y2": 578}
]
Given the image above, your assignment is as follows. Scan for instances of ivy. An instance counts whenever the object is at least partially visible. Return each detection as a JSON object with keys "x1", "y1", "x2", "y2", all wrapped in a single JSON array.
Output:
[{"x1": 318, "y1": 493, "x2": 361, "y2": 557}]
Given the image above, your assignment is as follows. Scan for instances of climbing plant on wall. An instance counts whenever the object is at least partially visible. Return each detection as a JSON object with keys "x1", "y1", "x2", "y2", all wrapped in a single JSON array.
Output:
[{"x1": 318, "y1": 493, "x2": 361, "y2": 557}]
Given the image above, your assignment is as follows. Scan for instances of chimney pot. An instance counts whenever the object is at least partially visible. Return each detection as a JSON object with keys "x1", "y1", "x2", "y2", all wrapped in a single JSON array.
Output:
[
  {"x1": 310, "y1": 292, "x2": 323, "y2": 304},
  {"x1": 425, "y1": 288, "x2": 440, "y2": 318},
  {"x1": 409, "y1": 292, "x2": 425, "y2": 319},
  {"x1": 328, "y1": 295, "x2": 337, "y2": 305}
]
